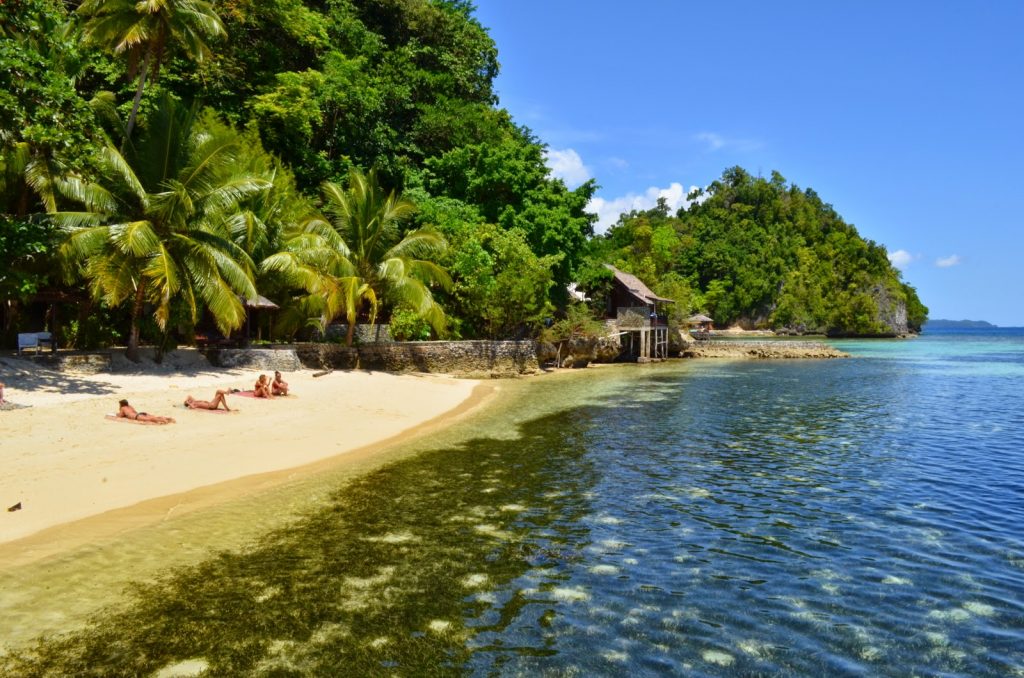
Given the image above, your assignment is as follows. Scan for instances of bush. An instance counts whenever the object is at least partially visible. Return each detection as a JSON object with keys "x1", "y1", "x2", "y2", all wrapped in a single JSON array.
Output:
[{"x1": 389, "y1": 308, "x2": 433, "y2": 341}]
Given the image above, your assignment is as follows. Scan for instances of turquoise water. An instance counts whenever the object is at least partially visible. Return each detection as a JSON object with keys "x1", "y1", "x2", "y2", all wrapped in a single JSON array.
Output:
[{"x1": 4, "y1": 330, "x2": 1023, "y2": 675}]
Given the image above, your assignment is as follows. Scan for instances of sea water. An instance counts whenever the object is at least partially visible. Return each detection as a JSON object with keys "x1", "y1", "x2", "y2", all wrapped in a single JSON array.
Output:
[{"x1": 2, "y1": 329, "x2": 1023, "y2": 676}]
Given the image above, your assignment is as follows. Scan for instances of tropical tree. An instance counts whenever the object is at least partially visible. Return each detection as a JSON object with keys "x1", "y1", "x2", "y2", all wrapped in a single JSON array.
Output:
[
  {"x1": 77, "y1": 0, "x2": 225, "y2": 143},
  {"x1": 55, "y1": 96, "x2": 269, "y2": 360},
  {"x1": 267, "y1": 168, "x2": 450, "y2": 346}
]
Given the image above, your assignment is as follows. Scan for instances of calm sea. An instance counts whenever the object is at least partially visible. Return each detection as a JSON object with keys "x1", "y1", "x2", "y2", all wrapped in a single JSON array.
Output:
[{"x1": 3, "y1": 329, "x2": 1023, "y2": 676}]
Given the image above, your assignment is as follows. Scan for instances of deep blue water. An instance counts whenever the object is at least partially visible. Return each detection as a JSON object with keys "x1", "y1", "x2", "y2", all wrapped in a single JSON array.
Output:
[{"x1": 5, "y1": 329, "x2": 1023, "y2": 676}]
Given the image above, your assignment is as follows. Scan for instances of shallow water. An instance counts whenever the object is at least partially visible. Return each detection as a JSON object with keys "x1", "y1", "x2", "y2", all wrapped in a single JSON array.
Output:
[{"x1": 3, "y1": 331, "x2": 1024, "y2": 676}]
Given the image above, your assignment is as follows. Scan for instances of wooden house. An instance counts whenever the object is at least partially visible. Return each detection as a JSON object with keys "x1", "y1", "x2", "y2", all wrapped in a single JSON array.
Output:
[{"x1": 604, "y1": 264, "x2": 673, "y2": 360}]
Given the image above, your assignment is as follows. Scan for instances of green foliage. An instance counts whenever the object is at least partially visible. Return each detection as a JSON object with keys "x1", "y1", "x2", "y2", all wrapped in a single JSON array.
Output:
[
  {"x1": 269, "y1": 167, "x2": 450, "y2": 346},
  {"x1": 55, "y1": 95, "x2": 269, "y2": 357},
  {"x1": 0, "y1": 215, "x2": 54, "y2": 300},
  {"x1": 903, "y1": 283, "x2": 928, "y2": 333},
  {"x1": 388, "y1": 305, "x2": 432, "y2": 341},
  {"x1": 424, "y1": 138, "x2": 597, "y2": 286},
  {"x1": 540, "y1": 303, "x2": 605, "y2": 344},
  {"x1": 1, "y1": 0, "x2": 929, "y2": 347},
  {"x1": 413, "y1": 191, "x2": 557, "y2": 339}
]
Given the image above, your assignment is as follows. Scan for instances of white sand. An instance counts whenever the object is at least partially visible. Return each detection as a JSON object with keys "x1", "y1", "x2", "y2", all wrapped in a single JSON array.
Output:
[{"x1": 0, "y1": 356, "x2": 483, "y2": 550}]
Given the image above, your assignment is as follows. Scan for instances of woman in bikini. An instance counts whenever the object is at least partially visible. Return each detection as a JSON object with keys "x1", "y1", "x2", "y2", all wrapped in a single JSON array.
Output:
[
  {"x1": 184, "y1": 389, "x2": 232, "y2": 411},
  {"x1": 118, "y1": 399, "x2": 175, "y2": 424},
  {"x1": 271, "y1": 370, "x2": 289, "y2": 396},
  {"x1": 254, "y1": 374, "x2": 273, "y2": 399}
]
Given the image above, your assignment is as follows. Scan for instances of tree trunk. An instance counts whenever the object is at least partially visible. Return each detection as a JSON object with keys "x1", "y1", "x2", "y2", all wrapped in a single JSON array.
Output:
[
  {"x1": 123, "y1": 46, "x2": 154, "y2": 148},
  {"x1": 127, "y1": 283, "x2": 146, "y2": 362},
  {"x1": 345, "y1": 316, "x2": 356, "y2": 347}
]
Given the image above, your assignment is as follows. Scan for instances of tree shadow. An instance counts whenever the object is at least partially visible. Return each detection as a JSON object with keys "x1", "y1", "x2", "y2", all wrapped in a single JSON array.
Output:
[{"x1": 0, "y1": 357, "x2": 120, "y2": 396}]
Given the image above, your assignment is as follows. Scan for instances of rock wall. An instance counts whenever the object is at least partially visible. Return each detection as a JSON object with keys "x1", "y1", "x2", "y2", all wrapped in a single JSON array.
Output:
[
  {"x1": 212, "y1": 348, "x2": 303, "y2": 371},
  {"x1": 179, "y1": 341, "x2": 540, "y2": 376},
  {"x1": 356, "y1": 340, "x2": 539, "y2": 377}
]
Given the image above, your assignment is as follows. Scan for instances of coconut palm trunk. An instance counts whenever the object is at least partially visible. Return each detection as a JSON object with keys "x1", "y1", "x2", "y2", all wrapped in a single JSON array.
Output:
[
  {"x1": 127, "y1": 280, "x2": 146, "y2": 362},
  {"x1": 123, "y1": 45, "x2": 155, "y2": 146}
]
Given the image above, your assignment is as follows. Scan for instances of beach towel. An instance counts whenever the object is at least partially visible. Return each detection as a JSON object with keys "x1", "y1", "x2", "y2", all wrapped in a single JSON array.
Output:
[
  {"x1": 105, "y1": 414, "x2": 174, "y2": 425},
  {"x1": 233, "y1": 390, "x2": 294, "y2": 399}
]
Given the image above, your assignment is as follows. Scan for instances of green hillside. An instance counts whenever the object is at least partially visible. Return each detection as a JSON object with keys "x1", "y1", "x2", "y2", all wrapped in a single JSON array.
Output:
[{"x1": 582, "y1": 168, "x2": 927, "y2": 335}]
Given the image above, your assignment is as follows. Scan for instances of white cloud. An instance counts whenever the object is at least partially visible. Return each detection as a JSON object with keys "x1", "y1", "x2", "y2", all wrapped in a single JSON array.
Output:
[
  {"x1": 888, "y1": 249, "x2": 914, "y2": 270},
  {"x1": 694, "y1": 131, "x2": 763, "y2": 153},
  {"x1": 543, "y1": 148, "x2": 591, "y2": 188},
  {"x1": 586, "y1": 182, "x2": 704, "y2": 233},
  {"x1": 935, "y1": 255, "x2": 962, "y2": 268}
]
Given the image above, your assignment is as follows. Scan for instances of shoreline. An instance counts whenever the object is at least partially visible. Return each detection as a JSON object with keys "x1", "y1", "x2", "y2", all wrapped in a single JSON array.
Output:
[
  {"x1": 0, "y1": 339, "x2": 844, "y2": 560},
  {"x1": 0, "y1": 361, "x2": 486, "y2": 556}
]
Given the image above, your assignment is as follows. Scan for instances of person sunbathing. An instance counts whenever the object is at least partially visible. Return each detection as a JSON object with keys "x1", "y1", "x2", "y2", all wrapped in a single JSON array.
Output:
[
  {"x1": 254, "y1": 374, "x2": 273, "y2": 399},
  {"x1": 272, "y1": 370, "x2": 289, "y2": 396},
  {"x1": 184, "y1": 389, "x2": 232, "y2": 411},
  {"x1": 118, "y1": 399, "x2": 175, "y2": 424}
]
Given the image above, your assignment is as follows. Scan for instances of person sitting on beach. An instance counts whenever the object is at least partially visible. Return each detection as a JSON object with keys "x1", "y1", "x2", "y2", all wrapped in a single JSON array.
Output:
[
  {"x1": 271, "y1": 371, "x2": 289, "y2": 396},
  {"x1": 184, "y1": 389, "x2": 232, "y2": 411},
  {"x1": 254, "y1": 374, "x2": 273, "y2": 399},
  {"x1": 117, "y1": 399, "x2": 175, "y2": 424}
]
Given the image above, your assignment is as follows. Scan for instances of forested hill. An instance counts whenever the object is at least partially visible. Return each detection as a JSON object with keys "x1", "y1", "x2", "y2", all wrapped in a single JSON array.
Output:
[{"x1": 583, "y1": 168, "x2": 928, "y2": 336}]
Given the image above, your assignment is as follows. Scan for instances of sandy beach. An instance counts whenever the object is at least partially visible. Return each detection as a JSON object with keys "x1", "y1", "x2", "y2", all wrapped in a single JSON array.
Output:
[{"x1": 0, "y1": 355, "x2": 484, "y2": 555}]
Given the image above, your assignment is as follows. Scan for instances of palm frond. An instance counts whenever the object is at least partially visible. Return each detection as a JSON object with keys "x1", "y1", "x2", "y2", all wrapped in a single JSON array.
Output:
[{"x1": 109, "y1": 220, "x2": 160, "y2": 257}]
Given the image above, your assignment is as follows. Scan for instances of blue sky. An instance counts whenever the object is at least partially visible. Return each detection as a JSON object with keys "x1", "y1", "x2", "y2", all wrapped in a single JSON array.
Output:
[{"x1": 473, "y1": 1, "x2": 1024, "y2": 326}]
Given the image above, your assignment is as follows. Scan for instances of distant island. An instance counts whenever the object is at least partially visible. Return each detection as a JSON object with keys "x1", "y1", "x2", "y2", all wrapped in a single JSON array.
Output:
[{"x1": 924, "y1": 319, "x2": 997, "y2": 328}]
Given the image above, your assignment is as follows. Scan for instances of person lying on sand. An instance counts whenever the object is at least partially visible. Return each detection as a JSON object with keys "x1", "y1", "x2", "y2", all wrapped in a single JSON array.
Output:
[
  {"x1": 253, "y1": 374, "x2": 273, "y2": 399},
  {"x1": 117, "y1": 399, "x2": 175, "y2": 424},
  {"x1": 184, "y1": 389, "x2": 232, "y2": 411},
  {"x1": 272, "y1": 370, "x2": 289, "y2": 396}
]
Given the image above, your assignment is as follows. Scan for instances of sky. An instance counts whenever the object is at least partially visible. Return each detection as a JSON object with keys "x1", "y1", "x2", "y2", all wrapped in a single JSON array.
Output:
[{"x1": 473, "y1": 1, "x2": 1024, "y2": 326}]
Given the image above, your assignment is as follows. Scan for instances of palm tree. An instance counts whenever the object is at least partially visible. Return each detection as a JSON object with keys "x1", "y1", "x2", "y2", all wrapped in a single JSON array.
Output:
[
  {"x1": 77, "y1": 0, "x2": 225, "y2": 143},
  {"x1": 266, "y1": 168, "x2": 451, "y2": 346},
  {"x1": 54, "y1": 96, "x2": 269, "y2": 360}
]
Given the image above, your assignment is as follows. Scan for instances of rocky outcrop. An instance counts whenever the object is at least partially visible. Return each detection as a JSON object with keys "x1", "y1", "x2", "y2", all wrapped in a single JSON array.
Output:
[
  {"x1": 869, "y1": 283, "x2": 909, "y2": 336},
  {"x1": 683, "y1": 340, "x2": 847, "y2": 359}
]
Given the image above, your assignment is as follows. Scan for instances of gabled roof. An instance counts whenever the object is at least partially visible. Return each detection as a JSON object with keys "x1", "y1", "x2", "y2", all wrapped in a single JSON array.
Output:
[{"x1": 604, "y1": 264, "x2": 675, "y2": 304}]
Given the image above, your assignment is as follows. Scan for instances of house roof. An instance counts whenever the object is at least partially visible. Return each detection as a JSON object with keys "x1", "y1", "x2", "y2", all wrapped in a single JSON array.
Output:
[
  {"x1": 240, "y1": 294, "x2": 279, "y2": 309},
  {"x1": 688, "y1": 313, "x2": 714, "y2": 323},
  {"x1": 604, "y1": 264, "x2": 675, "y2": 304}
]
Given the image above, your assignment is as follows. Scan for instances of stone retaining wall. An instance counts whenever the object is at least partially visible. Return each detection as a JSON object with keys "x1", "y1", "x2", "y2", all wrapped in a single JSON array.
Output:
[
  {"x1": 211, "y1": 348, "x2": 304, "y2": 371},
  {"x1": 356, "y1": 340, "x2": 539, "y2": 377},
  {"x1": 210, "y1": 341, "x2": 539, "y2": 377}
]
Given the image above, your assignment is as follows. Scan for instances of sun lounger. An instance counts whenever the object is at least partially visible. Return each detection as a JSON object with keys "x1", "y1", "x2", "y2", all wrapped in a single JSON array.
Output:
[{"x1": 17, "y1": 331, "x2": 54, "y2": 354}]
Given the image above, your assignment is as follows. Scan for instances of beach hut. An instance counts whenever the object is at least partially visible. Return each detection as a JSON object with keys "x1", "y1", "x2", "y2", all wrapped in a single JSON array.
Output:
[
  {"x1": 688, "y1": 313, "x2": 713, "y2": 339},
  {"x1": 604, "y1": 264, "x2": 674, "y2": 360},
  {"x1": 241, "y1": 294, "x2": 279, "y2": 343}
]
